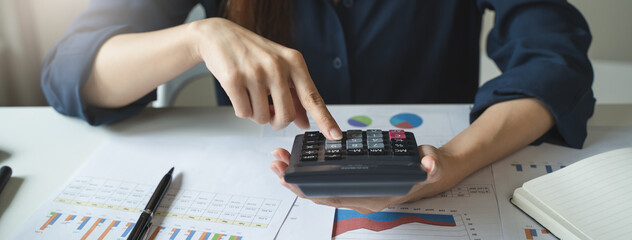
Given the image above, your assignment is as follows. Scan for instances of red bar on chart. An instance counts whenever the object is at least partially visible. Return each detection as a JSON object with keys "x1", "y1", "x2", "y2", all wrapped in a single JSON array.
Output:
[
  {"x1": 81, "y1": 218, "x2": 104, "y2": 240},
  {"x1": 97, "y1": 220, "x2": 119, "y2": 240},
  {"x1": 199, "y1": 232, "x2": 210, "y2": 240},
  {"x1": 65, "y1": 215, "x2": 76, "y2": 222},
  {"x1": 148, "y1": 227, "x2": 165, "y2": 240},
  {"x1": 525, "y1": 229, "x2": 533, "y2": 240}
]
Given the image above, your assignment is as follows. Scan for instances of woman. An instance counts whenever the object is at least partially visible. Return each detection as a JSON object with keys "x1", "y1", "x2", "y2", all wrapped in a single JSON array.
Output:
[{"x1": 42, "y1": 0, "x2": 594, "y2": 214}]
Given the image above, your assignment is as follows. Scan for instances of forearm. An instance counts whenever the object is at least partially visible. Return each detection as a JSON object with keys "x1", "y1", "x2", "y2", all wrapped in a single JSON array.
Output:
[
  {"x1": 83, "y1": 22, "x2": 201, "y2": 108},
  {"x1": 442, "y1": 98, "x2": 555, "y2": 177}
]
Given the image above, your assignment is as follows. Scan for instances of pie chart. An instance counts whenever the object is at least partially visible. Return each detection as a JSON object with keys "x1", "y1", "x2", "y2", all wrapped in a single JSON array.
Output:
[
  {"x1": 347, "y1": 115, "x2": 372, "y2": 127},
  {"x1": 390, "y1": 113, "x2": 423, "y2": 129}
]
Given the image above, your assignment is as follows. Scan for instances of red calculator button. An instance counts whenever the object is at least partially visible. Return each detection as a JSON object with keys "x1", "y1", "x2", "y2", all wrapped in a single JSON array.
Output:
[{"x1": 389, "y1": 130, "x2": 406, "y2": 140}]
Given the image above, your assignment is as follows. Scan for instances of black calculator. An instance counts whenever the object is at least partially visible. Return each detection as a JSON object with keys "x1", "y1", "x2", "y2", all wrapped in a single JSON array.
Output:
[{"x1": 283, "y1": 129, "x2": 427, "y2": 197}]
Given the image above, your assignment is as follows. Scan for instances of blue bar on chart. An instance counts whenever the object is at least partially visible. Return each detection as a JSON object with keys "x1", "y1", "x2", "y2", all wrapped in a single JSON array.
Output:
[
  {"x1": 78, "y1": 216, "x2": 91, "y2": 230},
  {"x1": 170, "y1": 228, "x2": 181, "y2": 240},
  {"x1": 185, "y1": 230, "x2": 196, "y2": 240},
  {"x1": 121, "y1": 222, "x2": 134, "y2": 238},
  {"x1": 512, "y1": 164, "x2": 523, "y2": 172},
  {"x1": 40, "y1": 212, "x2": 62, "y2": 230},
  {"x1": 545, "y1": 165, "x2": 553, "y2": 173},
  {"x1": 64, "y1": 215, "x2": 76, "y2": 222},
  {"x1": 524, "y1": 228, "x2": 538, "y2": 239}
]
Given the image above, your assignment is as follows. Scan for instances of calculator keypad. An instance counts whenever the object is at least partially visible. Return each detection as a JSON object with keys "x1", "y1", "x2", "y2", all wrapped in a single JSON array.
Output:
[{"x1": 298, "y1": 129, "x2": 418, "y2": 163}]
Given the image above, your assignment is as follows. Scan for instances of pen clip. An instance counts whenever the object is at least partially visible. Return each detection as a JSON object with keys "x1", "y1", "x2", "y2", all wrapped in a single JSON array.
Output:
[{"x1": 140, "y1": 222, "x2": 152, "y2": 240}]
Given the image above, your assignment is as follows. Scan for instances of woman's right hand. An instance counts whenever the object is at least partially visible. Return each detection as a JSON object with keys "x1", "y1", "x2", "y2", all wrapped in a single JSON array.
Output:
[{"x1": 187, "y1": 18, "x2": 342, "y2": 140}]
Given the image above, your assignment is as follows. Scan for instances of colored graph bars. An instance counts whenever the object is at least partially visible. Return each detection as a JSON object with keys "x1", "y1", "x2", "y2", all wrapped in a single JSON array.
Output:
[
  {"x1": 524, "y1": 228, "x2": 551, "y2": 240},
  {"x1": 146, "y1": 225, "x2": 243, "y2": 240},
  {"x1": 333, "y1": 209, "x2": 456, "y2": 236},
  {"x1": 512, "y1": 164, "x2": 566, "y2": 173},
  {"x1": 39, "y1": 212, "x2": 62, "y2": 230},
  {"x1": 55, "y1": 176, "x2": 280, "y2": 228},
  {"x1": 35, "y1": 212, "x2": 243, "y2": 240}
]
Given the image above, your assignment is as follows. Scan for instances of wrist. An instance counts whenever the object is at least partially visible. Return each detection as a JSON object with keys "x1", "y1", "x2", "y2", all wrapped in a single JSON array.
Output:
[
  {"x1": 437, "y1": 145, "x2": 478, "y2": 179},
  {"x1": 185, "y1": 18, "x2": 218, "y2": 63}
]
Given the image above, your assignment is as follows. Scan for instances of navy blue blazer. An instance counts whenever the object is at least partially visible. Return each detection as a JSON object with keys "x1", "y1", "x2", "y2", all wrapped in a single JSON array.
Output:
[{"x1": 41, "y1": 0, "x2": 594, "y2": 148}]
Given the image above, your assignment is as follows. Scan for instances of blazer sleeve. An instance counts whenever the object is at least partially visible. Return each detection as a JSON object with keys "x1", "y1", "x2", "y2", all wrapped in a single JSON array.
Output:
[
  {"x1": 41, "y1": 0, "x2": 200, "y2": 125},
  {"x1": 471, "y1": 0, "x2": 594, "y2": 148}
]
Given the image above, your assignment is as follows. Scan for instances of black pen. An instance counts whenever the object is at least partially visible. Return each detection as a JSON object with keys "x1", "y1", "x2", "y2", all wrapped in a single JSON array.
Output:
[
  {"x1": 0, "y1": 166, "x2": 11, "y2": 195},
  {"x1": 127, "y1": 167, "x2": 174, "y2": 240}
]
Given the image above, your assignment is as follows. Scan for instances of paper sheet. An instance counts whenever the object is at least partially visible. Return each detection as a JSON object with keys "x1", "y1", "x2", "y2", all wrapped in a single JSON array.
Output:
[
  {"x1": 333, "y1": 166, "x2": 503, "y2": 240},
  {"x1": 12, "y1": 137, "x2": 296, "y2": 240},
  {"x1": 275, "y1": 198, "x2": 335, "y2": 240},
  {"x1": 492, "y1": 126, "x2": 632, "y2": 239}
]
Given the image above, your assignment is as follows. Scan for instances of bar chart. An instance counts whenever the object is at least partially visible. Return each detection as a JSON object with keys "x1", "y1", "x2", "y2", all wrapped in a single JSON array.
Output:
[
  {"x1": 524, "y1": 228, "x2": 553, "y2": 240},
  {"x1": 333, "y1": 208, "x2": 479, "y2": 240},
  {"x1": 55, "y1": 176, "x2": 281, "y2": 228},
  {"x1": 511, "y1": 163, "x2": 567, "y2": 174},
  {"x1": 35, "y1": 211, "x2": 243, "y2": 240}
]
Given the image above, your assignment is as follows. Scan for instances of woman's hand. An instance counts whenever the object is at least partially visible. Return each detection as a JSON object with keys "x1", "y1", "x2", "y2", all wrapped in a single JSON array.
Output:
[
  {"x1": 269, "y1": 145, "x2": 471, "y2": 214},
  {"x1": 188, "y1": 18, "x2": 342, "y2": 140}
]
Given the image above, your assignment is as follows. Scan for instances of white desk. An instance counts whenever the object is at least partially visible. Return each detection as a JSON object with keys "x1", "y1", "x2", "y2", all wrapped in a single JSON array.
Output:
[{"x1": 1, "y1": 104, "x2": 631, "y2": 236}]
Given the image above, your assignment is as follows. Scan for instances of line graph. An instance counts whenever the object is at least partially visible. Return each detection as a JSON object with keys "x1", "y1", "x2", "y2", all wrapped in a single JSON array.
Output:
[{"x1": 333, "y1": 209, "x2": 476, "y2": 239}]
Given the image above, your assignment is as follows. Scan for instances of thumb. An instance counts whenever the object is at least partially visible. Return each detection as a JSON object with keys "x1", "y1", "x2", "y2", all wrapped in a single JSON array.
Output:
[
  {"x1": 419, "y1": 145, "x2": 441, "y2": 180},
  {"x1": 421, "y1": 155, "x2": 438, "y2": 177}
]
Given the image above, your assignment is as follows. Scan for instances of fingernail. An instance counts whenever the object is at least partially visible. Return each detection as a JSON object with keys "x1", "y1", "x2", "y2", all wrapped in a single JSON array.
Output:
[
  {"x1": 270, "y1": 165, "x2": 281, "y2": 176},
  {"x1": 422, "y1": 158, "x2": 436, "y2": 176},
  {"x1": 329, "y1": 128, "x2": 343, "y2": 140},
  {"x1": 271, "y1": 151, "x2": 280, "y2": 160}
]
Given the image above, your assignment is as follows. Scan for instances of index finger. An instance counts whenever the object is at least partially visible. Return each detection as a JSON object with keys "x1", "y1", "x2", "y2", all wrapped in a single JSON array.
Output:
[{"x1": 285, "y1": 51, "x2": 342, "y2": 141}]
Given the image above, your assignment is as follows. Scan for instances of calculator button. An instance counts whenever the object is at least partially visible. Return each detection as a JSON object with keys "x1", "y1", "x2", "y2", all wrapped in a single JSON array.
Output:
[
  {"x1": 366, "y1": 129, "x2": 382, "y2": 134},
  {"x1": 304, "y1": 131, "x2": 321, "y2": 139},
  {"x1": 303, "y1": 139, "x2": 320, "y2": 145},
  {"x1": 325, "y1": 139, "x2": 342, "y2": 144},
  {"x1": 346, "y1": 138, "x2": 362, "y2": 144},
  {"x1": 325, "y1": 143, "x2": 342, "y2": 150},
  {"x1": 367, "y1": 133, "x2": 383, "y2": 138},
  {"x1": 325, "y1": 154, "x2": 343, "y2": 160},
  {"x1": 347, "y1": 143, "x2": 363, "y2": 149},
  {"x1": 325, "y1": 149, "x2": 342, "y2": 154},
  {"x1": 300, "y1": 155, "x2": 318, "y2": 161},
  {"x1": 367, "y1": 137, "x2": 383, "y2": 143},
  {"x1": 347, "y1": 130, "x2": 363, "y2": 134},
  {"x1": 303, "y1": 144, "x2": 320, "y2": 150},
  {"x1": 393, "y1": 143, "x2": 406, "y2": 148},
  {"x1": 302, "y1": 150, "x2": 318, "y2": 155},
  {"x1": 368, "y1": 143, "x2": 385, "y2": 149},
  {"x1": 393, "y1": 148, "x2": 411, "y2": 155},
  {"x1": 347, "y1": 149, "x2": 363, "y2": 155},
  {"x1": 389, "y1": 130, "x2": 406, "y2": 140},
  {"x1": 368, "y1": 148, "x2": 385, "y2": 155},
  {"x1": 347, "y1": 133, "x2": 363, "y2": 139}
]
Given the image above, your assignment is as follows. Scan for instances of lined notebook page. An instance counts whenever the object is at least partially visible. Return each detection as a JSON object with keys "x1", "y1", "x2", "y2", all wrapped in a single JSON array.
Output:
[{"x1": 523, "y1": 148, "x2": 632, "y2": 239}]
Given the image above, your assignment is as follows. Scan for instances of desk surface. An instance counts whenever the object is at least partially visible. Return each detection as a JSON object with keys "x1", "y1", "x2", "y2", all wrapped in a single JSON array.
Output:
[{"x1": 1, "y1": 104, "x2": 631, "y2": 236}]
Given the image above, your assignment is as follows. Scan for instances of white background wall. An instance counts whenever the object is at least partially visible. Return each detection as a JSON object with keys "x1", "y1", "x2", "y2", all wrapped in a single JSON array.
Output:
[{"x1": 1, "y1": 0, "x2": 631, "y2": 106}]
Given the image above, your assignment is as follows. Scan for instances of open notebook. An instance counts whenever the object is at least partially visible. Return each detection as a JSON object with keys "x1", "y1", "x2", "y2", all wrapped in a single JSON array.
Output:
[{"x1": 511, "y1": 148, "x2": 632, "y2": 240}]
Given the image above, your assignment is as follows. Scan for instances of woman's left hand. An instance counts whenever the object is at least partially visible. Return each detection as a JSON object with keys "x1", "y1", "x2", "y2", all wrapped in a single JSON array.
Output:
[{"x1": 269, "y1": 145, "x2": 470, "y2": 214}]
